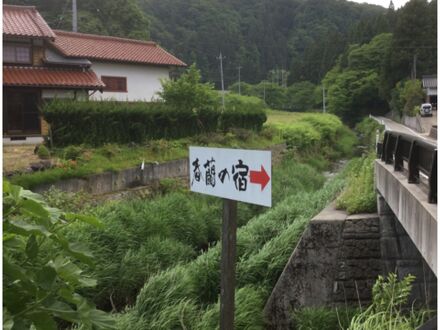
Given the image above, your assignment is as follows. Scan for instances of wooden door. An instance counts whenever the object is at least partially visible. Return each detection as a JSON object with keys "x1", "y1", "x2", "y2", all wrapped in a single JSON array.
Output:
[{"x1": 3, "y1": 89, "x2": 41, "y2": 135}]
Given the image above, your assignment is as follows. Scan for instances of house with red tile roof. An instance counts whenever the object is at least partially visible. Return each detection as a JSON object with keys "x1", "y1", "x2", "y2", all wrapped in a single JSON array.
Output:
[
  {"x1": 3, "y1": 4, "x2": 186, "y2": 143},
  {"x1": 50, "y1": 30, "x2": 186, "y2": 101},
  {"x1": 3, "y1": 5, "x2": 104, "y2": 143}
]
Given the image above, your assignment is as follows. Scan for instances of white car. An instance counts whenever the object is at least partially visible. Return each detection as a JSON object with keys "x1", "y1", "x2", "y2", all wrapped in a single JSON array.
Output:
[{"x1": 420, "y1": 103, "x2": 433, "y2": 117}]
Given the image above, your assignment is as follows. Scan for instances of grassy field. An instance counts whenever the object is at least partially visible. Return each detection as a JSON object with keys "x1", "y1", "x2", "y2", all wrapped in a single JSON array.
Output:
[
  {"x1": 265, "y1": 109, "x2": 306, "y2": 126},
  {"x1": 8, "y1": 110, "x2": 350, "y2": 190},
  {"x1": 9, "y1": 128, "x2": 284, "y2": 189}
]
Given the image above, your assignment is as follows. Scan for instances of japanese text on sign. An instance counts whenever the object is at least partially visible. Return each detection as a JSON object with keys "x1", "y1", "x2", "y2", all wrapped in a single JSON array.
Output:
[{"x1": 189, "y1": 147, "x2": 272, "y2": 207}]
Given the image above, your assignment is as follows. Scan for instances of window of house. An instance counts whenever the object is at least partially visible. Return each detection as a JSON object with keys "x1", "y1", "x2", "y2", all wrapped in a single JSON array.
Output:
[
  {"x1": 101, "y1": 76, "x2": 127, "y2": 92},
  {"x1": 3, "y1": 44, "x2": 32, "y2": 64}
]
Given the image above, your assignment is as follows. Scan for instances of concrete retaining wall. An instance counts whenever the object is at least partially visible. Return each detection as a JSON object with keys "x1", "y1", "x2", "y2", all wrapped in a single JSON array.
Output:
[
  {"x1": 264, "y1": 204, "x2": 382, "y2": 329},
  {"x1": 403, "y1": 115, "x2": 423, "y2": 132},
  {"x1": 33, "y1": 159, "x2": 188, "y2": 195},
  {"x1": 264, "y1": 199, "x2": 437, "y2": 329},
  {"x1": 33, "y1": 143, "x2": 287, "y2": 195}
]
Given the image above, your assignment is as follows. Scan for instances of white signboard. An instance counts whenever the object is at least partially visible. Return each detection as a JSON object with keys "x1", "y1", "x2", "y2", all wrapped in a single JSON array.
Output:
[{"x1": 189, "y1": 146, "x2": 272, "y2": 207}]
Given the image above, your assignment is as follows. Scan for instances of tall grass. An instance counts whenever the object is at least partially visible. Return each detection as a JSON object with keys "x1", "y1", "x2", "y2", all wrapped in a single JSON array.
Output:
[
  {"x1": 116, "y1": 172, "x2": 346, "y2": 329},
  {"x1": 292, "y1": 307, "x2": 359, "y2": 330},
  {"x1": 337, "y1": 153, "x2": 376, "y2": 214},
  {"x1": 348, "y1": 273, "x2": 434, "y2": 330},
  {"x1": 60, "y1": 155, "x2": 325, "y2": 312}
]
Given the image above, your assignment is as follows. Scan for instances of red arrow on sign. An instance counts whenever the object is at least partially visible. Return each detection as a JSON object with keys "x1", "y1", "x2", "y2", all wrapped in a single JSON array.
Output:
[{"x1": 250, "y1": 165, "x2": 270, "y2": 191}]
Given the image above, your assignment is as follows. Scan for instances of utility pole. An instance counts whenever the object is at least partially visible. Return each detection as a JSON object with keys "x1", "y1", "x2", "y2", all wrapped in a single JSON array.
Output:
[
  {"x1": 237, "y1": 66, "x2": 242, "y2": 95},
  {"x1": 217, "y1": 52, "x2": 226, "y2": 111},
  {"x1": 72, "y1": 0, "x2": 78, "y2": 32},
  {"x1": 412, "y1": 54, "x2": 417, "y2": 80},
  {"x1": 322, "y1": 85, "x2": 326, "y2": 113}
]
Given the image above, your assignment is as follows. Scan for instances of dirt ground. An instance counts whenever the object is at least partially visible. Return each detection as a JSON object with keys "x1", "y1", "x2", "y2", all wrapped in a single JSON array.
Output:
[{"x1": 3, "y1": 144, "x2": 41, "y2": 174}]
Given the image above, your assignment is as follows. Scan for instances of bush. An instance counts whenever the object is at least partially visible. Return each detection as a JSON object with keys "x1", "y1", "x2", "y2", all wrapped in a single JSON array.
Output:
[
  {"x1": 158, "y1": 64, "x2": 217, "y2": 111},
  {"x1": 354, "y1": 117, "x2": 384, "y2": 149},
  {"x1": 63, "y1": 145, "x2": 84, "y2": 160},
  {"x1": 282, "y1": 122, "x2": 322, "y2": 150},
  {"x1": 348, "y1": 273, "x2": 433, "y2": 330},
  {"x1": 42, "y1": 99, "x2": 266, "y2": 147},
  {"x1": 337, "y1": 153, "x2": 376, "y2": 214},
  {"x1": 42, "y1": 100, "x2": 218, "y2": 146},
  {"x1": 3, "y1": 182, "x2": 114, "y2": 329},
  {"x1": 36, "y1": 144, "x2": 50, "y2": 159},
  {"x1": 220, "y1": 107, "x2": 267, "y2": 132}
]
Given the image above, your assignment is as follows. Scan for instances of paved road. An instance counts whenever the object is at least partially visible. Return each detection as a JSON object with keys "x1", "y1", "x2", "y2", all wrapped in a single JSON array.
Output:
[{"x1": 371, "y1": 116, "x2": 437, "y2": 144}]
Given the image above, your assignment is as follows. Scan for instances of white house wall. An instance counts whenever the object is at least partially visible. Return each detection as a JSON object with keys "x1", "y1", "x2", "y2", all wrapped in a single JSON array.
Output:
[
  {"x1": 90, "y1": 61, "x2": 170, "y2": 101},
  {"x1": 42, "y1": 89, "x2": 88, "y2": 100}
]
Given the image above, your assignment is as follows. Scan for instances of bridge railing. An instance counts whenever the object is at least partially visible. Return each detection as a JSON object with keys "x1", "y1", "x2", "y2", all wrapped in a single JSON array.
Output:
[{"x1": 378, "y1": 130, "x2": 437, "y2": 204}]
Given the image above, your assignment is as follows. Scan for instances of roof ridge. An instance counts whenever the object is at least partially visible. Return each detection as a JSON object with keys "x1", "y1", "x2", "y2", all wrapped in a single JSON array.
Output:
[
  {"x1": 54, "y1": 29, "x2": 157, "y2": 46},
  {"x1": 3, "y1": 65, "x2": 86, "y2": 71},
  {"x1": 32, "y1": 8, "x2": 55, "y2": 39},
  {"x1": 3, "y1": 4, "x2": 37, "y2": 10}
]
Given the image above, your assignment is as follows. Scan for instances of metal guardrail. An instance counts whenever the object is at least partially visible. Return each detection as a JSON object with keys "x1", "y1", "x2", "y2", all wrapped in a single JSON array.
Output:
[{"x1": 378, "y1": 130, "x2": 437, "y2": 204}]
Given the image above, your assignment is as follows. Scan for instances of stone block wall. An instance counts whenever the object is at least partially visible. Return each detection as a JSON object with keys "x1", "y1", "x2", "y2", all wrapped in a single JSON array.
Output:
[
  {"x1": 264, "y1": 198, "x2": 437, "y2": 329},
  {"x1": 332, "y1": 214, "x2": 382, "y2": 305}
]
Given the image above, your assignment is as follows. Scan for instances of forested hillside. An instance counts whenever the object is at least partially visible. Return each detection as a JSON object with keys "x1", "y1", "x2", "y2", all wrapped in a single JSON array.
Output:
[{"x1": 6, "y1": 0, "x2": 385, "y2": 85}]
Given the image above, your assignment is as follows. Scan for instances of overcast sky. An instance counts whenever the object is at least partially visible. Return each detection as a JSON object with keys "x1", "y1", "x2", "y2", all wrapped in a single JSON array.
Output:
[{"x1": 348, "y1": 0, "x2": 410, "y2": 9}]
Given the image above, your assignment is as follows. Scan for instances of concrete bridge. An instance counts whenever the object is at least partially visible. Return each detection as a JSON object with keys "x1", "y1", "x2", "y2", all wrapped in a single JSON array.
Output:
[
  {"x1": 264, "y1": 120, "x2": 437, "y2": 329},
  {"x1": 375, "y1": 121, "x2": 437, "y2": 276}
]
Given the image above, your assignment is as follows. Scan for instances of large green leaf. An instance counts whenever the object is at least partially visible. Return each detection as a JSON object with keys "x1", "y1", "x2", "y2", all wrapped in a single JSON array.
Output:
[
  {"x1": 43, "y1": 301, "x2": 81, "y2": 324},
  {"x1": 20, "y1": 199, "x2": 51, "y2": 228},
  {"x1": 50, "y1": 256, "x2": 96, "y2": 288},
  {"x1": 3, "y1": 308, "x2": 14, "y2": 330},
  {"x1": 57, "y1": 235, "x2": 94, "y2": 266},
  {"x1": 25, "y1": 235, "x2": 39, "y2": 260},
  {"x1": 27, "y1": 311, "x2": 57, "y2": 330},
  {"x1": 6, "y1": 220, "x2": 51, "y2": 237},
  {"x1": 89, "y1": 309, "x2": 117, "y2": 329},
  {"x1": 35, "y1": 266, "x2": 57, "y2": 291},
  {"x1": 65, "y1": 213, "x2": 104, "y2": 228},
  {"x1": 3, "y1": 234, "x2": 25, "y2": 250}
]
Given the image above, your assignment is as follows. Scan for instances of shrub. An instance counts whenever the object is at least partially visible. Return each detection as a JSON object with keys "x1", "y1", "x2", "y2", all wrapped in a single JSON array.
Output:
[
  {"x1": 158, "y1": 64, "x2": 217, "y2": 111},
  {"x1": 42, "y1": 99, "x2": 266, "y2": 147},
  {"x1": 63, "y1": 145, "x2": 84, "y2": 160},
  {"x1": 282, "y1": 122, "x2": 321, "y2": 150},
  {"x1": 337, "y1": 153, "x2": 376, "y2": 214},
  {"x1": 355, "y1": 117, "x2": 385, "y2": 149},
  {"x1": 36, "y1": 144, "x2": 50, "y2": 159},
  {"x1": 42, "y1": 100, "x2": 218, "y2": 146},
  {"x1": 220, "y1": 106, "x2": 267, "y2": 132},
  {"x1": 3, "y1": 182, "x2": 114, "y2": 329},
  {"x1": 348, "y1": 273, "x2": 433, "y2": 330}
]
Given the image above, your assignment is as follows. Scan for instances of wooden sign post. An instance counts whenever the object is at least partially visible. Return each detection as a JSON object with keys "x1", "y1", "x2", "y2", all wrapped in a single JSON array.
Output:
[
  {"x1": 189, "y1": 147, "x2": 272, "y2": 329},
  {"x1": 220, "y1": 199, "x2": 237, "y2": 330}
]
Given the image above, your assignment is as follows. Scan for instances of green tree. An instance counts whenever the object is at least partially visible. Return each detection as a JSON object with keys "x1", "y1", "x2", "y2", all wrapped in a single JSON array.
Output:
[
  {"x1": 158, "y1": 64, "x2": 217, "y2": 111},
  {"x1": 5, "y1": 0, "x2": 150, "y2": 40},
  {"x1": 390, "y1": 79, "x2": 426, "y2": 117},
  {"x1": 3, "y1": 182, "x2": 115, "y2": 329},
  {"x1": 285, "y1": 81, "x2": 316, "y2": 112},
  {"x1": 382, "y1": 0, "x2": 437, "y2": 95}
]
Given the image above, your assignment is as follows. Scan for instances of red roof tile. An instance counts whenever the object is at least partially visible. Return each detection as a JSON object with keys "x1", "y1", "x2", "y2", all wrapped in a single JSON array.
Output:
[
  {"x1": 3, "y1": 5, "x2": 55, "y2": 39},
  {"x1": 3, "y1": 66, "x2": 104, "y2": 89},
  {"x1": 51, "y1": 30, "x2": 187, "y2": 67}
]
